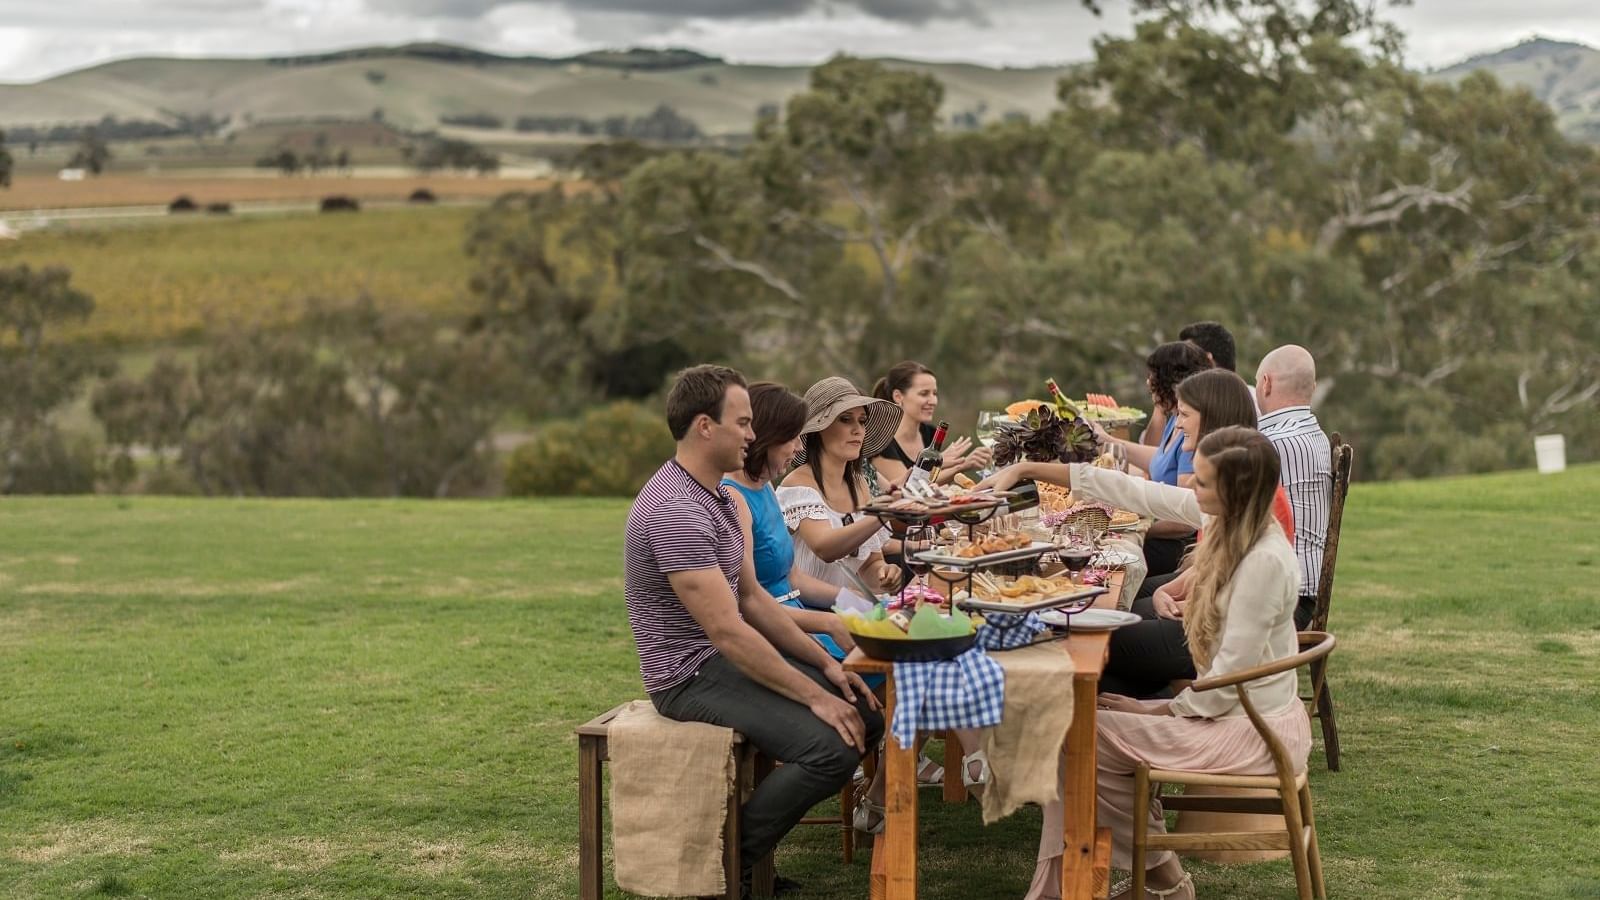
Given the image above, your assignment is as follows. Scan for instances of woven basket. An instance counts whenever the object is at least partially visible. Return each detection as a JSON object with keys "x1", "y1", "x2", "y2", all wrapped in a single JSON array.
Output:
[{"x1": 1059, "y1": 506, "x2": 1111, "y2": 534}]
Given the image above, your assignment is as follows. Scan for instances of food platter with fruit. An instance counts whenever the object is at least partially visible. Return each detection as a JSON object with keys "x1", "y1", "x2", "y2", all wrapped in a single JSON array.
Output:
[
  {"x1": 1074, "y1": 392, "x2": 1148, "y2": 427},
  {"x1": 836, "y1": 596, "x2": 981, "y2": 661}
]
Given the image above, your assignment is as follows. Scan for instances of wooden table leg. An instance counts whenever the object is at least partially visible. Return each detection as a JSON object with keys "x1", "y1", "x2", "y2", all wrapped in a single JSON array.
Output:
[
  {"x1": 578, "y1": 736, "x2": 604, "y2": 900},
  {"x1": 1061, "y1": 678, "x2": 1099, "y2": 899},
  {"x1": 942, "y1": 730, "x2": 968, "y2": 804},
  {"x1": 882, "y1": 678, "x2": 918, "y2": 900}
]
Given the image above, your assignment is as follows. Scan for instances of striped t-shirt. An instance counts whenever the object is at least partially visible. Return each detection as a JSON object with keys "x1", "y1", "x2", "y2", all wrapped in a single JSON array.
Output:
[
  {"x1": 624, "y1": 460, "x2": 744, "y2": 694},
  {"x1": 1258, "y1": 406, "x2": 1332, "y2": 597}
]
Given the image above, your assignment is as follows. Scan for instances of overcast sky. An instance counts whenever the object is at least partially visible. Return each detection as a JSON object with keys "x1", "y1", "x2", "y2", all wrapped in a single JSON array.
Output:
[{"x1": 0, "y1": 0, "x2": 1597, "y2": 83}]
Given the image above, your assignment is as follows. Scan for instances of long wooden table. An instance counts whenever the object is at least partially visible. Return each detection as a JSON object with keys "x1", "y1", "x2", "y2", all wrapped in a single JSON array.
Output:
[{"x1": 843, "y1": 573, "x2": 1123, "y2": 900}]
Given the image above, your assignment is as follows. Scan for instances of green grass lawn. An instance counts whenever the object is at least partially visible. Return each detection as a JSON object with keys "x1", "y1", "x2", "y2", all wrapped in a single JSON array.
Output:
[{"x1": 3, "y1": 466, "x2": 1599, "y2": 899}]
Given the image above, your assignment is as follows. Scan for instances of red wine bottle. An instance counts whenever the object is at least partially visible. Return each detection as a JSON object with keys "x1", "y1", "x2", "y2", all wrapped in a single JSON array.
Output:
[{"x1": 906, "y1": 421, "x2": 949, "y2": 492}]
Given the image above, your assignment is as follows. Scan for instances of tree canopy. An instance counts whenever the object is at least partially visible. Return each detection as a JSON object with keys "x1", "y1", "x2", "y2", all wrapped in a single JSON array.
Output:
[{"x1": 462, "y1": 2, "x2": 1598, "y2": 479}]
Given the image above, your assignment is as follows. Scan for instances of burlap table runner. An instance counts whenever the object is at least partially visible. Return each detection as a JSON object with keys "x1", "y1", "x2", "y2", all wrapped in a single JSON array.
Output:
[
  {"x1": 977, "y1": 641, "x2": 1076, "y2": 824},
  {"x1": 608, "y1": 700, "x2": 737, "y2": 897}
]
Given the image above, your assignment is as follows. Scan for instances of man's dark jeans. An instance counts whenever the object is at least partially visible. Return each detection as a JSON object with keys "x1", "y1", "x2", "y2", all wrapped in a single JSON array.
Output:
[{"x1": 650, "y1": 654, "x2": 885, "y2": 868}]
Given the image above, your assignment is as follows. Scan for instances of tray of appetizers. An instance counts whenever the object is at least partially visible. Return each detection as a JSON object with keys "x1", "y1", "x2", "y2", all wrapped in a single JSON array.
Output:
[
  {"x1": 951, "y1": 573, "x2": 1108, "y2": 614},
  {"x1": 861, "y1": 491, "x2": 1012, "y2": 522},
  {"x1": 912, "y1": 533, "x2": 1054, "y2": 568}
]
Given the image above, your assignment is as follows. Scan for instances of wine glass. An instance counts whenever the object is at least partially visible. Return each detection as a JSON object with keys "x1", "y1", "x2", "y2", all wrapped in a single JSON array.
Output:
[
  {"x1": 903, "y1": 523, "x2": 936, "y2": 579},
  {"x1": 1058, "y1": 547, "x2": 1095, "y2": 577},
  {"x1": 1107, "y1": 441, "x2": 1129, "y2": 473},
  {"x1": 975, "y1": 410, "x2": 1005, "y2": 448},
  {"x1": 973, "y1": 411, "x2": 1005, "y2": 480},
  {"x1": 1058, "y1": 523, "x2": 1098, "y2": 581}
]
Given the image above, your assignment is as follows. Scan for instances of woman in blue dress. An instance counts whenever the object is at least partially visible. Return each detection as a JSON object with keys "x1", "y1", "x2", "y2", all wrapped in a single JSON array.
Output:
[
  {"x1": 721, "y1": 382, "x2": 869, "y2": 660},
  {"x1": 723, "y1": 381, "x2": 958, "y2": 832}
]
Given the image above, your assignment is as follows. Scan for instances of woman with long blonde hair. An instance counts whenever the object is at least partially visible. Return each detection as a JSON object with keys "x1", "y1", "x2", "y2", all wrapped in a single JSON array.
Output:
[{"x1": 999, "y1": 427, "x2": 1308, "y2": 900}]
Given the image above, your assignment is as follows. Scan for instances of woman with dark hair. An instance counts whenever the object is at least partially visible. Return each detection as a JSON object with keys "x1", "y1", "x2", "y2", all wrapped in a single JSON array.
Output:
[
  {"x1": 777, "y1": 377, "x2": 903, "y2": 595},
  {"x1": 1102, "y1": 342, "x2": 1213, "y2": 486},
  {"x1": 1085, "y1": 342, "x2": 1213, "y2": 575},
  {"x1": 869, "y1": 360, "x2": 991, "y2": 491},
  {"x1": 1167, "y1": 370, "x2": 1294, "y2": 550},
  {"x1": 1013, "y1": 428, "x2": 1308, "y2": 900},
  {"x1": 779, "y1": 377, "x2": 985, "y2": 805},
  {"x1": 1093, "y1": 369, "x2": 1297, "y2": 702},
  {"x1": 721, "y1": 382, "x2": 864, "y2": 663}
]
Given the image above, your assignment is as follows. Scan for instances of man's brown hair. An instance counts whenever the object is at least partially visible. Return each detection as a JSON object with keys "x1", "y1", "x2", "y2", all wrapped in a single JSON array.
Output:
[{"x1": 666, "y1": 365, "x2": 748, "y2": 441}]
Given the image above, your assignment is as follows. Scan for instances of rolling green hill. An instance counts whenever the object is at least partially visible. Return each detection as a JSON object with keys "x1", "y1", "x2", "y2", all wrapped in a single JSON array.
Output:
[
  {"x1": 1433, "y1": 37, "x2": 1600, "y2": 142},
  {"x1": 0, "y1": 44, "x2": 1071, "y2": 138},
  {"x1": 4, "y1": 37, "x2": 1599, "y2": 144}
]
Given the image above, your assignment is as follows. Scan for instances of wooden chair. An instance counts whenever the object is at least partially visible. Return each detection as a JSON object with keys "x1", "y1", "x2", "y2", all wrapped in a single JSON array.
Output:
[
  {"x1": 1132, "y1": 632, "x2": 1337, "y2": 900},
  {"x1": 1302, "y1": 434, "x2": 1354, "y2": 771}
]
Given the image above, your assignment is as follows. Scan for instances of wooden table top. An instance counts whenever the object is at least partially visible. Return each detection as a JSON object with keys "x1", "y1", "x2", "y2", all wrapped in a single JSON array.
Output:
[
  {"x1": 843, "y1": 571, "x2": 1122, "y2": 680},
  {"x1": 843, "y1": 630, "x2": 1107, "y2": 680}
]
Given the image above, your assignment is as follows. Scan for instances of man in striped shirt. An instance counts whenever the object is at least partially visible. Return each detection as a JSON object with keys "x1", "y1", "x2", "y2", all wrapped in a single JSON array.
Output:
[
  {"x1": 625, "y1": 365, "x2": 882, "y2": 895},
  {"x1": 1255, "y1": 345, "x2": 1333, "y2": 629}
]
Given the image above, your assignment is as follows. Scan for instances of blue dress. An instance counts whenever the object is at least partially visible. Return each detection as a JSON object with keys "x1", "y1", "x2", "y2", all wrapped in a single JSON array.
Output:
[
  {"x1": 722, "y1": 478, "x2": 849, "y2": 662},
  {"x1": 1147, "y1": 414, "x2": 1196, "y2": 487}
]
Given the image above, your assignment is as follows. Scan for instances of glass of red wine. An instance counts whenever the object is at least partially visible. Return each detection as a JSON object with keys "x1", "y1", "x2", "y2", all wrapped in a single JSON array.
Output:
[{"x1": 1058, "y1": 547, "x2": 1095, "y2": 578}]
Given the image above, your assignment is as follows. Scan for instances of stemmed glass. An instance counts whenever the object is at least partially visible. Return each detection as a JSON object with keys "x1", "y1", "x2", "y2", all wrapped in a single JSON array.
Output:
[
  {"x1": 1057, "y1": 523, "x2": 1098, "y2": 581},
  {"x1": 973, "y1": 411, "x2": 1006, "y2": 480},
  {"x1": 1106, "y1": 441, "x2": 1129, "y2": 473}
]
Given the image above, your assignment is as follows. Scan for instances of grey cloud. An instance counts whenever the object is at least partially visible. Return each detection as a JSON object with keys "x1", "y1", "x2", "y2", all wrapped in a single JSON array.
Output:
[
  {"x1": 363, "y1": 0, "x2": 509, "y2": 16},
  {"x1": 853, "y1": 0, "x2": 987, "y2": 26},
  {"x1": 365, "y1": 0, "x2": 991, "y2": 24},
  {"x1": 0, "y1": 0, "x2": 262, "y2": 25}
]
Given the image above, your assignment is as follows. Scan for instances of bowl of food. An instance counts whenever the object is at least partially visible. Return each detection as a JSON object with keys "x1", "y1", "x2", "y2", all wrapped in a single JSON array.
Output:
[
  {"x1": 852, "y1": 632, "x2": 977, "y2": 662},
  {"x1": 839, "y1": 605, "x2": 979, "y2": 662}
]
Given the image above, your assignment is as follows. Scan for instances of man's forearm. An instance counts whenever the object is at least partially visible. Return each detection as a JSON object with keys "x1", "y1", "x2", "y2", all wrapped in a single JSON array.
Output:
[{"x1": 710, "y1": 619, "x2": 828, "y2": 705}]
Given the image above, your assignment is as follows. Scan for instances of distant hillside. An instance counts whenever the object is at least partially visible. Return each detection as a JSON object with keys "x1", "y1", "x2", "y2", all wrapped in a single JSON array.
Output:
[
  {"x1": 4, "y1": 38, "x2": 1598, "y2": 144},
  {"x1": 1432, "y1": 37, "x2": 1600, "y2": 142},
  {"x1": 0, "y1": 43, "x2": 1071, "y2": 139}
]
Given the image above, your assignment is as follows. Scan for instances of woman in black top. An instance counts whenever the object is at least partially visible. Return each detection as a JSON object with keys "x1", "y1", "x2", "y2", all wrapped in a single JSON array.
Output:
[{"x1": 868, "y1": 360, "x2": 991, "y2": 492}]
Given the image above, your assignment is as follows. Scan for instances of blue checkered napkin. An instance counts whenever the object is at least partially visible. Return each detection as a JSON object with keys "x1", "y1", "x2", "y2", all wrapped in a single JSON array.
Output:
[
  {"x1": 976, "y1": 612, "x2": 1048, "y2": 650},
  {"x1": 890, "y1": 648, "x2": 1006, "y2": 748}
]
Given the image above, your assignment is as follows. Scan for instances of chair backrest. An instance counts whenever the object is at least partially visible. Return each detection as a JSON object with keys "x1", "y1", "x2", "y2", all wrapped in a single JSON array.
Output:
[
  {"x1": 1192, "y1": 632, "x2": 1337, "y2": 789},
  {"x1": 1310, "y1": 434, "x2": 1354, "y2": 632},
  {"x1": 1191, "y1": 631, "x2": 1336, "y2": 694}
]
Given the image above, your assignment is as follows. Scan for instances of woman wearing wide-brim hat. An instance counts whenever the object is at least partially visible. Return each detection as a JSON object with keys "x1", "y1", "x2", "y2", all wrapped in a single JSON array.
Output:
[
  {"x1": 778, "y1": 376, "x2": 985, "y2": 827},
  {"x1": 776, "y1": 377, "x2": 902, "y2": 597}
]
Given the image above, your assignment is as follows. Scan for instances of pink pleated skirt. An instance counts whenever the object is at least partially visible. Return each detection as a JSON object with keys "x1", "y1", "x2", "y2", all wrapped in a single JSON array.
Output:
[{"x1": 1024, "y1": 701, "x2": 1313, "y2": 899}]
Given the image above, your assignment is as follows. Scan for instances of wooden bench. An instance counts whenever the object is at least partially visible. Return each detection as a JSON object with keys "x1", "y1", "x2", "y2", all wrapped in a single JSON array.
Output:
[{"x1": 577, "y1": 703, "x2": 775, "y2": 900}]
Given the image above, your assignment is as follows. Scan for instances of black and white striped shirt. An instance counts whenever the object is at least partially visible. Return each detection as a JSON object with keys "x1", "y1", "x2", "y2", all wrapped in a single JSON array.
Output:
[
  {"x1": 624, "y1": 460, "x2": 744, "y2": 694},
  {"x1": 1258, "y1": 406, "x2": 1332, "y2": 597}
]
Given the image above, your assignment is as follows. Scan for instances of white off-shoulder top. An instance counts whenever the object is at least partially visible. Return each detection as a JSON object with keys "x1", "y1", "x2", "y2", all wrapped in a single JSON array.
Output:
[{"x1": 775, "y1": 485, "x2": 888, "y2": 595}]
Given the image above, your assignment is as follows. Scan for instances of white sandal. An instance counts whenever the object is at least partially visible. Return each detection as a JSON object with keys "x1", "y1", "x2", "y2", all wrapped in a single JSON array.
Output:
[
  {"x1": 851, "y1": 796, "x2": 885, "y2": 835},
  {"x1": 960, "y1": 750, "x2": 992, "y2": 788},
  {"x1": 915, "y1": 754, "x2": 944, "y2": 786},
  {"x1": 1108, "y1": 872, "x2": 1194, "y2": 900}
]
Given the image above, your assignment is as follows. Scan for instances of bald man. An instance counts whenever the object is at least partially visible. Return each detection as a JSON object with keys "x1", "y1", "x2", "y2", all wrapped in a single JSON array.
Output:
[{"x1": 1255, "y1": 345, "x2": 1333, "y2": 629}]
